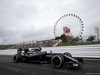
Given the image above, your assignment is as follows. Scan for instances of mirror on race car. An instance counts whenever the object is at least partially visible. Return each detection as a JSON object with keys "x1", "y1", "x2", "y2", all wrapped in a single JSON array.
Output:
[
  {"x1": 21, "y1": 51, "x2": 25, "y2": 55},
  {"x1": 22, "y1": 50, "x2": 25, "y2": 53}
]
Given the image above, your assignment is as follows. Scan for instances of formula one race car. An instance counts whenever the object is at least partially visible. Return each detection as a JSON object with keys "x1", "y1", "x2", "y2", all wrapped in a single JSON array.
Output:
[{"x1": 13, "y1": 47, "x2": 83, "y2": 69}]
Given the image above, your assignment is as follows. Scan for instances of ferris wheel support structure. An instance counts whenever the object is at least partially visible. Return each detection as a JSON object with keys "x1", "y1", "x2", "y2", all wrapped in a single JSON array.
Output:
[{"x1": 54, "y1": 14, "x2": 84, "y2": 40}]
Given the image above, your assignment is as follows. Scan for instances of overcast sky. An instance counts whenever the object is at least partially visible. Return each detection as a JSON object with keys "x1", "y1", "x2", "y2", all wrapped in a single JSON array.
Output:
[{"x1": 0, "y1": 0, "x2": 100, "y2": 44}]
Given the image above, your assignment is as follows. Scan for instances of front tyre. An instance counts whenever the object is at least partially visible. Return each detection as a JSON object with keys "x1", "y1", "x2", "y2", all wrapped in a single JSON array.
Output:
[{"x1": 51, "y1": 55, "x2": 64, "y2": 68}]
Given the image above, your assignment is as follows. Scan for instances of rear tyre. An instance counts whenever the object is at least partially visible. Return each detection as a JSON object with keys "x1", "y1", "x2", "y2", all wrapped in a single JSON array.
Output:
[
  {"x1": 51, "y1": 55, "x2": 64, "y2": 68},
  {"x1": 13, "y1": 54, "x2": 21, "y2": 63}
]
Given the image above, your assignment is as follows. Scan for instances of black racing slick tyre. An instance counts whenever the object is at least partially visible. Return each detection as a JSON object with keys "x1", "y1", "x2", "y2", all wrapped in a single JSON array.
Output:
[
  {"x1": 13, "y1": 54, "x2": 21, "y2": 63},
  {"x1": 51, "y1": 55, "x2": 64, "y2": 68},
  {"x1": 64, "y1": 52, "x2": 72, "y2": 57}
]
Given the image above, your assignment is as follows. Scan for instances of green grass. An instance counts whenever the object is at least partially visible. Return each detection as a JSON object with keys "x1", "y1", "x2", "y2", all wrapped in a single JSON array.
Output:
[
  {"x1": 57, "y1": 42, "x2": 100, "y2": 46},
  {"x1": 0, "y1": 45, "x2": 15, "y2": 50}
]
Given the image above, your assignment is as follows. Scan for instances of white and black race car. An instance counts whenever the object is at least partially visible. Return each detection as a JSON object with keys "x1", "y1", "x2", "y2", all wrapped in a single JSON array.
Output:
[{"x1": 13, "y1": 47, "x2": 83, "y2": 69}]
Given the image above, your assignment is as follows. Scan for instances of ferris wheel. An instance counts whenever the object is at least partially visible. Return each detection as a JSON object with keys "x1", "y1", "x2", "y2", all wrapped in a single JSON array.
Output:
[{"x1": 54, "y1": 14, "x2": 84, "y2": 39}]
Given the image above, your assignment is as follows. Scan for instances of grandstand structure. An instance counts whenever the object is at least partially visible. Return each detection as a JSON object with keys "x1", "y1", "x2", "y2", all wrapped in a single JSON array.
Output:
[{"x1": 14, "y1": 40, "x2": 58, "y2": 49}]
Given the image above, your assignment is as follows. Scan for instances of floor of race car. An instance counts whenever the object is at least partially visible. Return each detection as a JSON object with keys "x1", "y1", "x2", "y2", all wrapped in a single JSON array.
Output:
[{"x1": 0, "y1": 55, "x2": 100, "y2": 75}]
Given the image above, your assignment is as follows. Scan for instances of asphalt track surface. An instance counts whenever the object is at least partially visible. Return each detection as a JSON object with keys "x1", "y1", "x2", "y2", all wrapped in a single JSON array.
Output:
[{"x1": 0, "y1": 55, "x2": 100, "y2": 75}]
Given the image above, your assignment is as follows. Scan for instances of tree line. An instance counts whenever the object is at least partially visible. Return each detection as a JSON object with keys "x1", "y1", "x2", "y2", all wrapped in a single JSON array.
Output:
[{"x1": 55, "y1": 27, "x2": 100, "y2": 43}]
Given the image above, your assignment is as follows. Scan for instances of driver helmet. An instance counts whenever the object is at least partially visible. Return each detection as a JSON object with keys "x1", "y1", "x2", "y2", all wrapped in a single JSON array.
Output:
[{"x1": 38, "y1": 46, "x2": 42, "y2": 50}]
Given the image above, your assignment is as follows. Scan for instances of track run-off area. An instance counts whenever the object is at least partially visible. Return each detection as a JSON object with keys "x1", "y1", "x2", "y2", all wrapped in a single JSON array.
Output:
[
  {"x1": 0, "y1": 44, "x2": 100, "y2": 75},
  {"x1": 0, "y1": 44, "x2": 100, "y2": 58}
]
